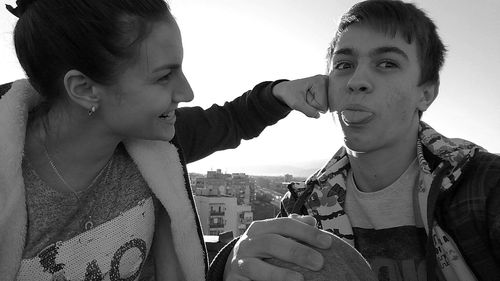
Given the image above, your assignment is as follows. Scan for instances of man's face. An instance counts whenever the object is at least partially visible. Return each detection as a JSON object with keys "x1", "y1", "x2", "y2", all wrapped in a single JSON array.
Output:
[{"x1": 328, "y1": 24, "x2": 431, "y2": 154}]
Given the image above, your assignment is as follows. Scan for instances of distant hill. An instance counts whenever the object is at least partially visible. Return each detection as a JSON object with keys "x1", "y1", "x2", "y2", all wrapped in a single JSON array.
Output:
[
  {"x1": 188, "y1": 160, "x2": 324, "y2": 178},
  {"x1": 190, "y1": 153, "x2": 500, "y2": 177},
  {"x1": 245, "y1": 164, "x2": 320, "y2": 178},
  {"x1": 231, "y1": 160, "x2": 325, "y2": 177}
]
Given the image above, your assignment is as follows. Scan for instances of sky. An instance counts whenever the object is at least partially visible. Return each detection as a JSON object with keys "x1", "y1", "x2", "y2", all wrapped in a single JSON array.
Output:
[{"x1": 1, "y1": 0, "x2": 499, "y2": 177}]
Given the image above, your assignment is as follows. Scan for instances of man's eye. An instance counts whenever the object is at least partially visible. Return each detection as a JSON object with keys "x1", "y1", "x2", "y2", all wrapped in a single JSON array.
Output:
[
  {"x1": 334, "y1": 62, "x2": 352, "y2": 70},
  {"x1": 378, "y1": 61, "x2": 398, "y2": 68}
]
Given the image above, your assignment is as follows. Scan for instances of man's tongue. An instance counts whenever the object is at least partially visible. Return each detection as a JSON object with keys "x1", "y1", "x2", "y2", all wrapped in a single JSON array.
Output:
[{"x1": 341, "y1": 110, "x2": 373, "y2": 124}]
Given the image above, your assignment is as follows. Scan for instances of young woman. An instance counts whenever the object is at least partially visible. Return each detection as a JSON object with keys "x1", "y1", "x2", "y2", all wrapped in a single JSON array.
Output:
[{"x1": 0, "y1": 0, "x2": 328, "y2": 280}]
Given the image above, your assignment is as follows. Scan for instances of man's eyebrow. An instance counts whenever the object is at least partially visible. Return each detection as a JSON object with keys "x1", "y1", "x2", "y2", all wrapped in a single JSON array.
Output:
[
  {"x1": 332, "y1": 46, "x2": 409, "y2": 61},
  {"x1": 333, "y1": 48, "x2": 355, "y2": 56},
  {"x1": 370, "y1": 46, "x2": 409, "y2": 60}
]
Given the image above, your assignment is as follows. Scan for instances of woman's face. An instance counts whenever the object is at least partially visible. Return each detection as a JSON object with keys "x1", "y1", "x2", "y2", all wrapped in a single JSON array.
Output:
[{"x1": 97, "y1": 19, "x2": 193, "y2": 142}]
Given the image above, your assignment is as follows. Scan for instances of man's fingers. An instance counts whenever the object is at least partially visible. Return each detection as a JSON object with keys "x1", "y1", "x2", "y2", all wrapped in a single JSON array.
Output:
[
  {"x1": 225, "y1": 272, "x2": 251, "y2": 281},
  {"x1": 289, "y1": 214, "x2": 317, "y2": 227},
  {"x1": 227, "y1": 217, "x2": 332, "y2": 281},
  {"x1": 234, "y1": 257, "x2": 304, "y2": 281},
  {"x1": 237, "y1": 233, "x2": 324, "y2": 271},
  {"x1": 246, "y1": 217, "x2": 332, "y2": 250}
]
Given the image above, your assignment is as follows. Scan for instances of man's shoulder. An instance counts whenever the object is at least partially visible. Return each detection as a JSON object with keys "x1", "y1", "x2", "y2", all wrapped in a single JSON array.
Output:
[
  {"x1": 468, "y1": 151, "x2": 500, "y2": 172},
  {"x1": 455, "y1": 151, "x2": 500, "y2": 196}
]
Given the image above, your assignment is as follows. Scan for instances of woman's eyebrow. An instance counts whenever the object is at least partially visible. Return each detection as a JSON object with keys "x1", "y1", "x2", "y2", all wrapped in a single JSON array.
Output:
[{"x1": 151, "y1": 63, "x2": 181, "y2": 74}]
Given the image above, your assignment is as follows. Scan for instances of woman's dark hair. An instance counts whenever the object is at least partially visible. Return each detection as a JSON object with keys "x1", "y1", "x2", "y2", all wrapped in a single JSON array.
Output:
[
  {"x1": 11, "y1": 0, "x2": 171, "y2": 106},
  {"x1": 326, "y1": 0, "x2": 446, "y2": 86}
]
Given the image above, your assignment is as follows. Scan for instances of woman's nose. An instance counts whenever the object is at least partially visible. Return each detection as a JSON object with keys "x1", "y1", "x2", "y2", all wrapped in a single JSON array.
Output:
[{"x1": 174, "y1": 71, "x2": 194, "y2": 103}]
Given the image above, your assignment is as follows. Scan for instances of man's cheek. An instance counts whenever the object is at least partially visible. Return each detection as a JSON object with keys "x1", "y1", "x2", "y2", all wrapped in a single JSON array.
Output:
[
  {"x1": 328, "y1": 90, "x2": 343, "y2": 113},
  {"x1": 387, "y1": 90, "x2": 414, "y2": 121}
]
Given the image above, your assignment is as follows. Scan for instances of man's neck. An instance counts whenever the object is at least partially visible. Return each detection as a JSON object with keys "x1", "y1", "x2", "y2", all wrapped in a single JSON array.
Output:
[{"x1": 347, "y1": 134, "x2": 418, "y2": 193}]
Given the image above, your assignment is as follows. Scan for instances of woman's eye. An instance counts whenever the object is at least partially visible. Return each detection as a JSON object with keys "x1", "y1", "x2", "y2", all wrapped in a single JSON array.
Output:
[
  {"x1": 157, "y1": 71, "x2": 173, "y2": 83},
  {"x1": 158, "y1": 73, "x2": 171, "y2": 82},
  {"x1": 334, "y1": 62, "x2": 352, "y2": 70}
]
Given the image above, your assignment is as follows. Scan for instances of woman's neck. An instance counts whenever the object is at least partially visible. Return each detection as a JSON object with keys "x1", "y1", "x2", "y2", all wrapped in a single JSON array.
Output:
[{"x1": 25, "y1": 106, "x2": 119, "y2": 192}]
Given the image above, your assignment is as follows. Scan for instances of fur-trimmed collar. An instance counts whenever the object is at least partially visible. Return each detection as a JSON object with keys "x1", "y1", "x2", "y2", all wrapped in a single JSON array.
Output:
[{"x1": 0, "y1": 79, "x2": 207, "y2": 280}]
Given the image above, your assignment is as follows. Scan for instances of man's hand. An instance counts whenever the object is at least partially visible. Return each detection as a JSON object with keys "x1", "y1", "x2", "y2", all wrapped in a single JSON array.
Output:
[
  {"x1": 223, "y1": 214, "x2": 333, "y2": 281},
  {"x1": 273, "y1": 75, "x2": 329, "y2": 118}
]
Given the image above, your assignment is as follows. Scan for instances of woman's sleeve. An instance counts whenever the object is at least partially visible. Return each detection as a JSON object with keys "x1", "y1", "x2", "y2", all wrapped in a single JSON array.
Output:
[
  {"x1": 206, "y1": 238, "x2": 238, "y2": 281},
  {"x1": 174, "y1": 80, "x2": 291, "y2": 164}
]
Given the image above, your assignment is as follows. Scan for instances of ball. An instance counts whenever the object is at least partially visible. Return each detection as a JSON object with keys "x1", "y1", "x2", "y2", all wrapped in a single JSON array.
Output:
[{"x1": 266, "y1": 232, "x2": 377, "y2": 281}]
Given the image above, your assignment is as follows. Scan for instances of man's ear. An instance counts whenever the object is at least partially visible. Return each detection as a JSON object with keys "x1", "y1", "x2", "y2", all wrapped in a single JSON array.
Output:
[
  {"x1": 417, "y1": 81, "x2": 439, "y2": 112},
  {"x1": 63, "y1": 70, "x2": 100, "y2": 111}
]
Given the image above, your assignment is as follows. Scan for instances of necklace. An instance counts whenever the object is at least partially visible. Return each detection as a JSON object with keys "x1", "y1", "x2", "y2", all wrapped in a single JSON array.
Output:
[{"x1": 43, "y1": 144, "x2": 112, "y2": 200}]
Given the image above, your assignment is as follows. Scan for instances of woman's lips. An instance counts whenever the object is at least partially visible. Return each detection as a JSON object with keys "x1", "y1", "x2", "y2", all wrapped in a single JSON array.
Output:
[
  {"x1": 159, "y1": 111, "x2": 176, "y2": 124},
  {"x1": 164, "y1": 113, "x2": 176, "y2": 124},
  {"x1": 341, "y1": 109, "x2": 374, "y2": 125}
]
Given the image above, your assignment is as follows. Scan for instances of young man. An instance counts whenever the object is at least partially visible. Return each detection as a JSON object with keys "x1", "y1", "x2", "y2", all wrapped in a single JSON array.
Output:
[{"x1": 209, "y1": 1, "x2": 500, "y2": 280}]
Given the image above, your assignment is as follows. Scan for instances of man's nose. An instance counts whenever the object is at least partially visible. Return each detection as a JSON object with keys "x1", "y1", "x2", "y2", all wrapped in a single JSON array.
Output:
[{"x1": 347, "y1": 66, "x2": 372, "y2": 94}]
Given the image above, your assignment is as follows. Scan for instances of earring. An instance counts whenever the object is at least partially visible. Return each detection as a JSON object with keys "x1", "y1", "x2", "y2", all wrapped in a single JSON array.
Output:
[{"x1": 88, "y1": 105, "x2": 96, "y2": 116}]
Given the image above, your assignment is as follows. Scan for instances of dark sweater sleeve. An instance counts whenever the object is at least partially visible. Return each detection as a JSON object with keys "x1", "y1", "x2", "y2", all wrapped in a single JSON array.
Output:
[
  {"x1": 174, "y1": 80, "x2": 290, "y2": 164},
  {"x1": 207, "y1": 238, "x2": 239, "y2": 281}
]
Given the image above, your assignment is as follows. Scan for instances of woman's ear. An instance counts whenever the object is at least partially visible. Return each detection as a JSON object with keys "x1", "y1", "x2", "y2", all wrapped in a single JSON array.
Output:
[
  {"x1": 63, "y1": 69, "x2": 100, "y2": 111},
  {"x1": 417, "y1": 81, "x2": 439, "y2": 112}
]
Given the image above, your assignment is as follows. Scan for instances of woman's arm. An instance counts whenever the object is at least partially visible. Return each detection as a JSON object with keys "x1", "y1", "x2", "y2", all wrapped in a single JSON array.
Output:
[{"x1": 174, "y1": 75, "x2": 328, "y2": 164}]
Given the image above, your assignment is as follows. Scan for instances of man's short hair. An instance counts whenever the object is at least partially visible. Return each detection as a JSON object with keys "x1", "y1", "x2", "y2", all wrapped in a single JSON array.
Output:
[{"x1": 327, "y1": 0, "x2": 446, "y2": 86}]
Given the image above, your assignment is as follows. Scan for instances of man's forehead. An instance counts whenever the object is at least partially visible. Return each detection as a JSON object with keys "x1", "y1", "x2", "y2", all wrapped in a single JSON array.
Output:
[{"x1": 334, "y1": 24, "x2": 415, "y2": 56}]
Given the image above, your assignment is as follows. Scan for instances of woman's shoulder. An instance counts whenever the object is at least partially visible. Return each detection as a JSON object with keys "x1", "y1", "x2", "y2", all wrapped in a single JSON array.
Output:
[
  {"x1": 0, "y1": 81, "x2": 13, "y2": 97},
  {"x1": 113, "y1": 142, "x2": 136, "y2": 168}
]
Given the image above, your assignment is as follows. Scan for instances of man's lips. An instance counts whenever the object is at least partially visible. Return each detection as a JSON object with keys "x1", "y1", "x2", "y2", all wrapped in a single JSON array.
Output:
[{"x1": 340, "y1": 106, "x2": 374, "y2": 125}]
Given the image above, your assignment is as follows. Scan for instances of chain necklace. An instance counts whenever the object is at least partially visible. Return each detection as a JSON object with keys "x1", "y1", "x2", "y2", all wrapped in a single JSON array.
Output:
[{"x1": 43, "y1": 144, "x2": 112, "y2": 201}]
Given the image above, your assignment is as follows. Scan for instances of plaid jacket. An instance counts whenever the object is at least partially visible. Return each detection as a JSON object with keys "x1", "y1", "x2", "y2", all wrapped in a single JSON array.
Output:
[{"x1": 279, "y1": 122, "x2": 500, "y2": 281}]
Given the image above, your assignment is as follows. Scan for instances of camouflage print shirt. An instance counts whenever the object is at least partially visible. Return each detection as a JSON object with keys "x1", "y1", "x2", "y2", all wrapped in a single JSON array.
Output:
[{"x1": 280, "y1": 122, "x2": 500, "y2": 281}]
